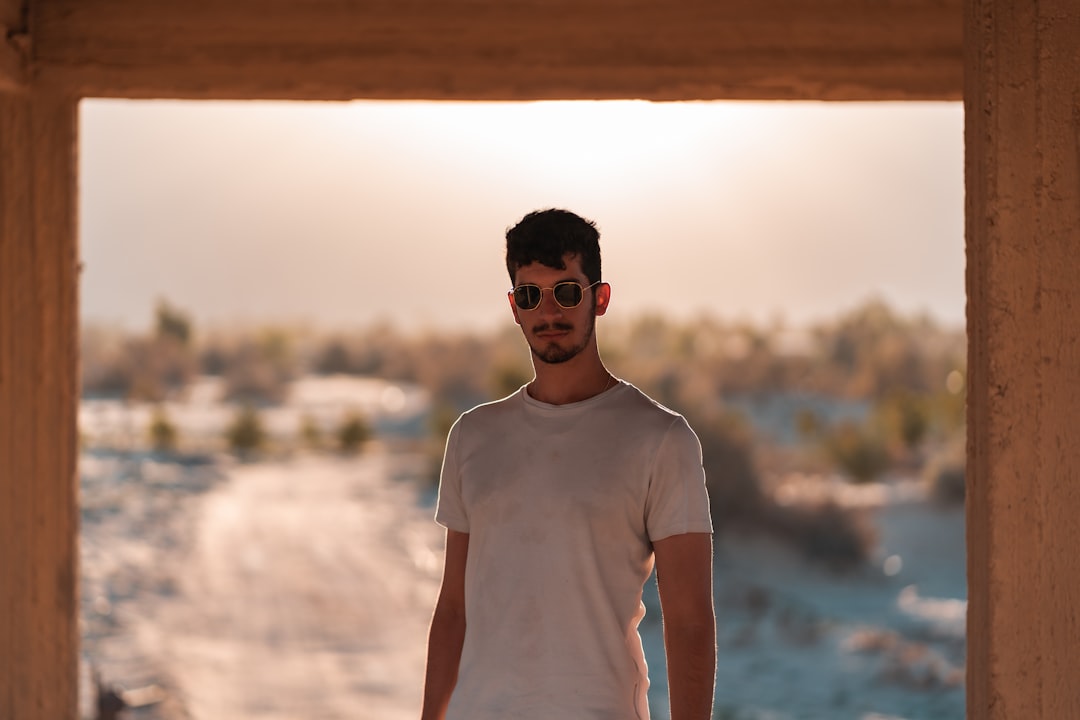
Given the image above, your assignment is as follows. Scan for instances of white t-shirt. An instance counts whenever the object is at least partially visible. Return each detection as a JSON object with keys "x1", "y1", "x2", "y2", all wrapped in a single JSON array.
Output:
[{"x1": 435, "y1": 381, "x2": 713, "y2": 720}]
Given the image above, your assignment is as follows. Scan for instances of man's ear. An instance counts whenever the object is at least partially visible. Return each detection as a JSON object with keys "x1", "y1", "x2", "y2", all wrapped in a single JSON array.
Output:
[
  {"x1": 595, "y1": 283, "x2": 612, "y2": 317},
  {"x1": 508, "y1": 293, "x2": 523, "y2": 325}
]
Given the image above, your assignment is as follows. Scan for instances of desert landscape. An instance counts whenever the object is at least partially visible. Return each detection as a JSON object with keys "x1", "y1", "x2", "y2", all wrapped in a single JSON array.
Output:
[
  {"x1": 78, "y1": 377, "x2": 965, "y2": 720},
  {"x1": 76, "y1": 301, "x2": 968, "y2": 719}
]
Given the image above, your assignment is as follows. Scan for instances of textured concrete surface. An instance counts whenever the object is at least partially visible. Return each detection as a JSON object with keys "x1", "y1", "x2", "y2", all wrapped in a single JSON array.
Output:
[
  {"x1": 31, "y1": 0, "x2": 962, "y2": 100},
  {"x1": 965, "y1": 0, "x2": 1080, "y2": 717},
  {"x1": 2, "y1": 0, "x2": 1079, "y2": 717}
]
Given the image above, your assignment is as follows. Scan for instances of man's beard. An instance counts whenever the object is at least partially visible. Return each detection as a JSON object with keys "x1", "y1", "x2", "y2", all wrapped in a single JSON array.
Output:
[{"x1": 529, "y1": 311, "x2": 596, "y2": 365}]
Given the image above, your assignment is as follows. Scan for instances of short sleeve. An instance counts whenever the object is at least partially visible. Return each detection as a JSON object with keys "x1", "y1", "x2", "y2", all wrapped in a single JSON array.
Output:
[
  {"x1": 434, "y1": 417, "x2": 470, "y2": 533},
  {"x1": 644, "y1": 416, "x2": 713, "y2": 541}
]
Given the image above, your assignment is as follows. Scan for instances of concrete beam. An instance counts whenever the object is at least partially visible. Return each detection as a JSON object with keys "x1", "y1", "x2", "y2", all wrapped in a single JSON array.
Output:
[
  {"x1": 32, "y1": 0, "x2": 963, "y2": 101},
  {"x1": 0, "y1": 90, "x2": 79, "y2": 720},
  {"x1": 965, "y1": 0, "x2": 1080, "y2": 717}
]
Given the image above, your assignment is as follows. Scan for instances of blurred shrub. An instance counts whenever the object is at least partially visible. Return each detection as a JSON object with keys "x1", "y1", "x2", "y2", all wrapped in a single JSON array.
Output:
[
  {"x1": 299, "y1": 414, "x2": 323, "y2": 450},
  {"x1": 811, "y1": 299, "x2": 961, "y2": 398},
  {"x1": 822, "y1": 422, "x2": 890, "y2": 484},
  {"x1": 226, "y1": 405, "x2": 266, "y2": 456},
  {"x1": 929, "y1": 464, "x2": 965, "y2": 505},
  {"x1": 155, "y1": 299, "x2": 193, "y2": 347},
  {"x1": 423, "y1": 403, "x2": 461, "y2": 487},
  {"x1": 762, "y1": 501, "x2": 877, "y2": 572},
  {"x1": 489, "y1": 361, "x2": 531, "y2": 399},
  {"x1": 924, "y1": 441, "x2": 966, "y2": 505},
  {"x1": 413, "y1": 333, "x2": 503, "y2": 411},
  {"x1": 687, "y1": 408, "x2": 874, "y2": 571},
  {"x1": 688, "y1": 409, "x2": 766, "y2": 530},
  {"x1": 82, "y1": 302, "x2": 197, "y2": 401},
  {"x1": 199, "y1": 343, "x2": 229, "y2": 376},
  {"x1": 223, "y1": 329, "x2": 297, "y2": 405},
  {"x1": 874, "y1": 390, "x2": 930, "y2": 458},
  {"x1": 795, "y1": 408, "x2": 823, "y2": 442},
  {"x1": 82, "y1": 335, "x2": 196, "y2": 402},
  {"x1": 82, "y1": 298, "x2": 966, "y2": 435},
  {"x1": 337, "y1": 413, "x2": 372, "y2": 454},
  {"x1": 148, "y1": 406, "x2": 179, "y2": 453},
  {"x1": 314, "y1": 339, "x2": 354, "y2": 375},
  {"x1": 923, "y1": 380, "x2": 966, "y2": 444}
]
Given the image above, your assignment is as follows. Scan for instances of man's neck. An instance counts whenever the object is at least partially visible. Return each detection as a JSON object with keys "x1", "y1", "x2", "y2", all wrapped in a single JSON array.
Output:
[{"x1": 527, "y1": 351, "x2": 614, "y2": 406}]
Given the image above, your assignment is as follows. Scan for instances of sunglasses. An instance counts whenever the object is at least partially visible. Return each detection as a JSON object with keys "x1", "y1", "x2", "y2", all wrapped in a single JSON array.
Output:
[{"x1": 510, "y1": 280, "x2": 601, "y2": 311}]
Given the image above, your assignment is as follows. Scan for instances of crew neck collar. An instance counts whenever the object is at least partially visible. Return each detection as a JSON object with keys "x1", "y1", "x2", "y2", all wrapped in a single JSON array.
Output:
[{"x1": 519, "y1": 379, "x2": 624, "y2": 412}]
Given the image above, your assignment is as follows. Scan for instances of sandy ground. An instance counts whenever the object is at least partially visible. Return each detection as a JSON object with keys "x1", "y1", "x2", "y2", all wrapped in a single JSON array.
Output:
[
  {"x1": 80, "y1": 452, "x2": 443, "y2": 720},
  {"x1": 80, "y1": 453, "x2": 965, "y2": 720}
]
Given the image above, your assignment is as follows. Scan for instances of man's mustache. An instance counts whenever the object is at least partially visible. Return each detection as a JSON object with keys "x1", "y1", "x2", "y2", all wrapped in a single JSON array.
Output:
[{"x1": 533, "y1": 322, "x2": 574, "y2": 333}]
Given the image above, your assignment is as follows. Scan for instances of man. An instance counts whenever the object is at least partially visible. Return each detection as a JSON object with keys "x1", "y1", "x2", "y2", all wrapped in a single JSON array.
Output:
[{"x1": 421, "y1": 209, "x2": 715, "y2": 720}]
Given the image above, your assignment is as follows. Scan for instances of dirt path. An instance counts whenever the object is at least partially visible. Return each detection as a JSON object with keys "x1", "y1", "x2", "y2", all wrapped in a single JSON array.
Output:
[
  {"x1": 143, "y1": 454, "x2": 443, "y2": 720},
  {"x1": 82, "y1": 454, "x2": 965, "y2": 720}
]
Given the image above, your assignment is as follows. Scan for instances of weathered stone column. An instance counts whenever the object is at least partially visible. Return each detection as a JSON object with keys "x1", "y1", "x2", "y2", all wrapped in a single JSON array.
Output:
[
  {"x1": 0, "y1": 91, "x2": 80, "y2": 719},
  {"x1": 965, "y1": 1, "x2": 1080, "y2": 717}
]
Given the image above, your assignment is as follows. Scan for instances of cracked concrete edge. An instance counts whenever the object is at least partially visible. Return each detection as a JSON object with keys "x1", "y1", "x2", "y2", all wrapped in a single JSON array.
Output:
[{"x1": 0, "y1": 25, "x2": 29, "y2": 92}]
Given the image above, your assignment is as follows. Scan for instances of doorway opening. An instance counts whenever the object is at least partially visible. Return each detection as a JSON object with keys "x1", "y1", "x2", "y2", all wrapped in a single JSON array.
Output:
[{"x1": 77, "y1": 99, "x2": 965, "y2": 720}]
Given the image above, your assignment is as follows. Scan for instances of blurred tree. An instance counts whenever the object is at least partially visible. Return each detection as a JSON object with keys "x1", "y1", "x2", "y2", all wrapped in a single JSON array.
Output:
[
  {"x1": 928, "y1": 370, "x2": 967, "y2": 439},
  {"x1": 122, "y1": 335, "x2": 196, "y2": 402},
  {"x1": 155, "y1": 299, "x2": 193, "y2": 346},
  {"x1": 686, "y1": 406, "x2": 876, "y2": 571},
  {"x1": 199, "y1": 342, "x2": 229, "y2": 376},
  {"x1": 761, "y1": 501, "x2": 877, "y2": 572},
  {"x1": 685, "y1": 409, "x2": 765, "y2": 530},
  {"x1": 808, "y1": 298, "x2": 964, "y2": 400},
  {"x1": 489, "y1": 361, "x2": 531, "y2": 399},
  {"x1": 81, "y1": 303, "x2": 197, "y2": 400},
  {"x1": 410, "y1": 330, "x2": 525, "y2": 412},
  {"x1": 424, "y1": 402, "x2": 461, "y2": 487},
  {"x1": 299, "y1": 414, "x2": 323, "y2": 450},
  {"x1": 79, "y1": 298, "x2": 967, "y2": 481},
  {"x1": 315, "y1": 339, "x2": 353, "y2": 375},
  {"x1": 355, "y1": 323, "x2": 418, "y2": 380},
  {"x1": 897, "y1": 396, "x2": 929, "y2": 451},
  {"x1": 337, "y1": 412, "x2": 372, "y2": 454},
  {"x1": 627, "y1": 314, "x2": 673, "y2": 361},
  {"x1": 822, "y1": 421, "x2": 890, "y2": 484},
  {"x1": 223, "y1": 328, "x2": 298, "y2": 405},
  {"x1": 795, "y1": 408, "x2": 823, "y2": 442},
  {"x1": 148, "y1": 406, "x2": 178, "y2": 453},
  {"x1": 923, "y1": 437, "x2": 966, "y2": 505},
  {"x1": 258, "y1": 328, "x2": 293, "y2": 372},
  {"x1": 226, "y1": 405, "x2": 266, "y2": 456}
]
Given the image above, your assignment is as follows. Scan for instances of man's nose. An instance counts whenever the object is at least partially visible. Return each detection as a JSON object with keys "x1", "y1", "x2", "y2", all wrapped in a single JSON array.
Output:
[{"x1": 536, "y1": 288, "x2": 565, "y2": 316}]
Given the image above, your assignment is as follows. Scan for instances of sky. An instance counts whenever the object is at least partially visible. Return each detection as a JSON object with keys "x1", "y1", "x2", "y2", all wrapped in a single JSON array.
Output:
[{"x1": 79, "y1": 100, "x2": 964, "y2": 334}]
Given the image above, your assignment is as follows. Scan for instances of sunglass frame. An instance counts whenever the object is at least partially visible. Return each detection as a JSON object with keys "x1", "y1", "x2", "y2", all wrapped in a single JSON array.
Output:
[{"x1": 510, "y1": 280, "x2": 601, "y2": 310}]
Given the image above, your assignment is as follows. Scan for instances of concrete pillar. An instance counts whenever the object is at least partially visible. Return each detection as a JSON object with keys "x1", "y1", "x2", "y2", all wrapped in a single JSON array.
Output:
[
  {"x1": 965, "y1": 1, "x2": 1080, "y2": 717},
  {"x1": 0, "y1": 90, "x2": 80, "y2": 719}
]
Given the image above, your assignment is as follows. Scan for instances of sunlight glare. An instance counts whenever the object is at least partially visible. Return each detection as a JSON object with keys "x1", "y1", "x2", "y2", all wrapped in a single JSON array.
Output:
[
  {"x1": 80, "y1": 99, "x2": 964, "y2": 332},
  {"x1": 339, "y1": 100, "x2": 768, "y2": 195}
]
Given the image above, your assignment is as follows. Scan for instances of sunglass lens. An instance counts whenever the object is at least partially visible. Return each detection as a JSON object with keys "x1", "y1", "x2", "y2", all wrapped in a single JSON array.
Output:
[
  {"x1": 553, "y1": 282, "x2": 583, "y2": 308},
  {"x1": 514, "y1": 285, "x2": 542, "y2": 310}
]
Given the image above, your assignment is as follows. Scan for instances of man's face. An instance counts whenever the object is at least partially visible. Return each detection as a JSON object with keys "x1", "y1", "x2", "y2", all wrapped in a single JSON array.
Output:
[{"x1": 509, "y1": 254, "x2": 610, "y2": 365}]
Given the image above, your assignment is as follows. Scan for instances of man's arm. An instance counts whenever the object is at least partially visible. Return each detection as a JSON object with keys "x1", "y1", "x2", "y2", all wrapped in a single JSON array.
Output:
[
  {"x1": 420, "y1": 529, "x2": 469, "y2": 720},
  {"x1": 653, "y1": 531, "x2": 716, "y2": 720}
]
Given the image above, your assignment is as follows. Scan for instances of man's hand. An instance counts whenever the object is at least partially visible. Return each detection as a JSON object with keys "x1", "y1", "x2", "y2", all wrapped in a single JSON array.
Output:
[{"x1": 653, "y1": 532, "x2": 716, "y2": 720}]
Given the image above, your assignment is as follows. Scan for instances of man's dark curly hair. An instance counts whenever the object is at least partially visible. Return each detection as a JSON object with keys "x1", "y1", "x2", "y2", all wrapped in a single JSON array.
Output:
[{"x1": 505, "y1": 209, "x2": 601, "y2": 285}]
